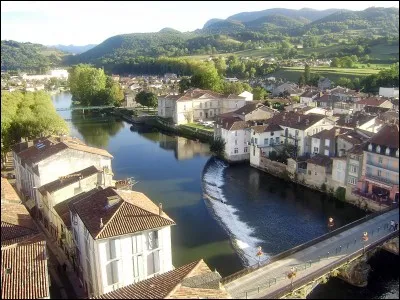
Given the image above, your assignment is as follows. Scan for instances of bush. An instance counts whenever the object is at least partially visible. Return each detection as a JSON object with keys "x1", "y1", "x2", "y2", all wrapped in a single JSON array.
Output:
[
  {"x1": 321, "y1": 183, "x2": 327, "y2": 192},
  {"x1": 335, "y1": 187, "x2": 346, "y2": 202},
  {"x1": 210, "y1": 136, "x2": 226, "y2": 158}
]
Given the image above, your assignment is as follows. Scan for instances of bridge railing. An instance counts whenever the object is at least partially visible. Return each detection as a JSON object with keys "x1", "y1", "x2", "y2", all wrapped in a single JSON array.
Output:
[
  {"x1": 262, "y1": 229, "x2": 399, "y2": 299},
  {"x1": 221, "y1": 204, "x2": 398, "y2": 285}
]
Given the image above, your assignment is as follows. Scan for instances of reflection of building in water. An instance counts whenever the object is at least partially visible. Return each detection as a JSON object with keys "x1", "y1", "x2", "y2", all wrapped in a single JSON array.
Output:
[{"x1": 158, "y1": 135, "x2": 210, "y2": 160}]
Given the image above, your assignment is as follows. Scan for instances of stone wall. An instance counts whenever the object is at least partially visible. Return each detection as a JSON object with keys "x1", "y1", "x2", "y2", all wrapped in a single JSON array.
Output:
[{"x1": 252, "y1": 156, "x2": 288, "y2": 178}]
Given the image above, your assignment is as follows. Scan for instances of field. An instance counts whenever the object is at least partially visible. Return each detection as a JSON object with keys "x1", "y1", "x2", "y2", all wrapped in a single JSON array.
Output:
[{"x1": 270, "y1": 66, "x2": 383, "y2": 82}]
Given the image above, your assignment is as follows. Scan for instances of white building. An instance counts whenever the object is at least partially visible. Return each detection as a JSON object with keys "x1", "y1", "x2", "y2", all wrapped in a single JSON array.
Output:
[
  {"x1": 239, "y1": 91, "x2": 254, "y2": 101},
  {"x1": 49, "y1": 69, "x2": 69, "y2": 79},
  {"x1": 158, "y1": 88, "x2": 247, "y2": 125},
  {"x1": 68, "y1": 187, "x2": 175, "y2": 297},
  {"x1": 12, "y1": 136, "x2": 113, "y2": 209},
  {"x1": 214, "y1": 103, "x2": 277, "y2": 162},
  {"x1": 299, "y1": 90, "x2": 320, "y2": 106},
  {"x1": 379, "y1": 87, "x2": 399, "y2": 98}
]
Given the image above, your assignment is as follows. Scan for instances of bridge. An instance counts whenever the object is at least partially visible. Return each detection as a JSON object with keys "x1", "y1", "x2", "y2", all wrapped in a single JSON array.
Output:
[
  {"x1": 56, "y1": 105, "x2": 115, "y2": 111},
  {"x1": 222, "y1": 206, "x2": 399, "y2": 299}
]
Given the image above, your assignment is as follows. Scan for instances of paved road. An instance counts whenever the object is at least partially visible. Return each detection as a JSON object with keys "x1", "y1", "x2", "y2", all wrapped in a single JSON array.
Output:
[{"x1": 225, "y1": 209, "x2": 399, "y2": 299}]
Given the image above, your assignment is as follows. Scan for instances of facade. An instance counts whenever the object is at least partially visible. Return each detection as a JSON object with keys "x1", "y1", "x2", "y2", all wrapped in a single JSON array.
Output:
[
  {"x1": 353, "y1": 98, "x2": 393, "y2": 113},
  {"x1": 310, "y1": 127, "x2": 345, "y2": 157},
  {"x1": 356, "y1": 124, "x2": 399, "y2": 203},
  {"x1": 300, "y1": 90, "x2": 320, "y2": 106},
  {"x1": 345, "y1": 143, "x2": 365, "y2": 189},
  {"x1": 214, "y1": 103, "x2": 277, "y2": 162},
  {"x1": 92, "y1": 259, "x2": 231, "y2": 299},
  {"x1": 305, "y1": 154, "x2": 332, "y2": 188},
  {"x1": 332, "y1": 157, "x2": 347, "y2": 187},
  {"x1": 12, "y1": 136, "x2": 113, "y2": 209},
  {"x1": 272, "y1": 82, "x2": 299, "y2": 96},
  {"x1": 379, "y1": 87, "x2": 399, "y2": 98},
  {"x1": 158, "y1": 89, "x2": 247, "y2": 125},
  {"x1": 68, "y1": 187, "x2": 176, "y2": 297}
]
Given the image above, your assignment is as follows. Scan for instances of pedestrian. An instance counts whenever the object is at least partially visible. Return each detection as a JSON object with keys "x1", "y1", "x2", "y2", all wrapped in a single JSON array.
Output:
[
  {"x1": 390, "y1": 220, "x2": 395, "y2": 231},
  {"x1": 395, "y1": 222, "x2": 398, "y2": 231}
]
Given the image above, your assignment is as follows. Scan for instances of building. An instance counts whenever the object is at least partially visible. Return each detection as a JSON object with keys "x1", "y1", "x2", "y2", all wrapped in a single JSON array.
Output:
[
  {"x1": 336, "y1": 112, "x2": 382, "y2": 133},
  {"x1": 299, "y1": 89, "x2": 320, "y2": 106},
  {"x1": 345, "y1": 143, "x2": 366, "y2": 194},
  {"x1": 92, "y1": 259, "x2": 231, "y2": 299},
  {"x1": 214, "y1": 103, "x2": 277, "y2": 162},
  {"x1": 353, "y1": 98, "x2": 393, "y2": 113},
  {"x1": 1, "y1": 178, "x2": 50, "y2": 299},
  {"x1": 239, "y1": 91, "x2": 253, "y2": 101},
  {"x1": 68, "y1": 187, "x2": 176, "y2": 297},
  {"x1": 305, "y1": 154, "x2": 332, "y2": 188},
  {"x1": 12, "y1": 136, "x2": 113, "y2": 211},
  {"x1": 379, "y1": 87, "x2": 399, "y2": 98},
  {"x1": 310, "y1": 127, "x2": 347, "y2": 157},
  {"x1": 336, "y1": 129, "x2": 369, "y2": 157},
  {"x1": 272, "y1": 82, "x2": 299, "y2": 97},
  {"x1": 158, "y1": 88, "x2": 247, "y2": 125},
  {"x1": 331, "y1": 156, "x2": 347, "y2": 187},
  {"x1": 356, "y1": 124, "x2": 399, "y2": 203},
  {"x1": 318, "y1": 77, "x2": 331, "y2": 91}
]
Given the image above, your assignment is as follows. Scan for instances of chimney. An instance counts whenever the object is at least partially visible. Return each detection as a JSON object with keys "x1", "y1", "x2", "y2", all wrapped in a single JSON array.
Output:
[
  {"x1": 100, "y1": 218, "x2": 104, "y2": 228},
  {"x1": 298, "y1": 116, "x2": 301, "y2": 123},
  {"x1": 159, "y1": 203, "x2": 163, "y2": 216}
]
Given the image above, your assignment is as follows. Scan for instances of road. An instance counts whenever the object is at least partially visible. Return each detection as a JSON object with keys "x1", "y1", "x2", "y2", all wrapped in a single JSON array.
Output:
[{"x1": 225, "y1": 208, "x2": 399, "y2": 299}]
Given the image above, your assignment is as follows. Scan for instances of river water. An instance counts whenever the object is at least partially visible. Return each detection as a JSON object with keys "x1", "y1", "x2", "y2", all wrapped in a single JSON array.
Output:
[{"x1": 52, "y1": 92, "x2": 398, "y2": 298}]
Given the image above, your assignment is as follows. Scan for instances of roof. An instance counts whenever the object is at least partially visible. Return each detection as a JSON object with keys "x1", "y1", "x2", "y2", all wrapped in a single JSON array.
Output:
[
  {"x1": 300, "y1": 90, "x2": 320, "y2": 98},
  {"x1": 368, "y1": 123, "x2": 399, "y2": 149},
  {"x1": 216, "y1": 116, "x2": 249, "y2": 131},
  {"x1": 348, "y1": 143, "x2": 367, "y2": 155},
  {"x1": 38, "y1": 166, "x2": 100, "y2": 194},
  {"x1": 266, "y1": 112, "x2": 325, "y2": 130},
  {"x1": 69, "y1": 187, "x2": 175, "y2": 240},
  {"x1": 251, "y1": 123, "x2": 283, "y2": 133},
  {"x1": 1, "y1": 202, "x2": 38, "y2": 246},
  {"x1": 311, "y1": 127, "x2": 347, "y2": 140},
  {"x1": 337, "y1": 130, "x2": 365, "y2": 145},
  {"x1": 14, "y1": 136, "x2": 113, "y2": 166},
  {"x1": 93, "y1": 259, "x2": 231, "y2": 299},
  {"x1": 336, "y1": 113, "x2": 376, "y2": 128},
  {"x1": 355, "y1": 97, "x2": 389, "y2": 106},
  {"x1": 1, "y1": 178, "x2": 21, "y2": 204},
  {"x1": 307, "y1": 154, "x2": 332, "y2": 167},
  {"x1": 1, "y1": 234, "x2": 49, "y2": 299},
  {"x1": 53, "y1": 188, "x2": 102, "y2": 229}
]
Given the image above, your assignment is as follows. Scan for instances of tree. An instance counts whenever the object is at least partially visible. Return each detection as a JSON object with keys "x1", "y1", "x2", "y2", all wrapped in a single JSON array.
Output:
[
  {"x1": 298, "y1": 74, "x2": 305, "y2": 86},
  {"x1": 179, "y1": 77, "x2": 191, "y2": 93},
  {"x1": 304, "y1": 65, "x2": 311, "y2": 84},
  {"x1": 253, "y1": 86, "x2": 267, "y2": 100},
  {"x1": 135, "y1": 91, "x2": 158, "y2": 111},
  {"x1": 190, "y1": 63, "x2": 222, "y2": 92},
  {"x1": 210, "y1": 136, "x2": 226, "y2": 158},
  {"x1": 336, "y1": 77, "x2": 353, "y2": 89}
]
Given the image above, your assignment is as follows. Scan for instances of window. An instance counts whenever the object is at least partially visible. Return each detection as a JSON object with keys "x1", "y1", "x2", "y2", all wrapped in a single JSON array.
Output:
[
  {"x1": 264, "y1": 138, "x2": 269, "y2": 146},
  {"x1": 350, "y1": 165, "x2": 358, "y2": 173},
  {"x1": 308, "y1": 170, "x2": 311, "y2": 175},
  {"x1": 378, "y1": 157, "x2": 383, "y2": 164},
  {"x1": 255, "y1": 138, "x2": 258, "y2": 144},
  {"x1": 348, "y1": 177, "x2": 357, "y2": 185},
  {"x1": 210, "y1": 111, "x2": 213, "y2": 117},
  {"x1": 378, "y1": 170, "x2": 382, "y2": 177},
  {"x1": 184, "y1": 105, "x2": 186, "y2": 111},
  {"x1": 146, "y1": 231, "x2": 159, "y2": 250},
  {"x1": 251, "y1": 137, "x2": 254, "y2": 143},
  {"x1": 200, "y1": 112, "x2": 202, "y2": 117},
  {"x1": 270, "y1": 132, "x2": 274, "y2": 136},
  {"x1": 324, "y1": 149, "x2": 329, "y2": 156},
  {"x1": 253, "y1": 147, "x2": 255, "y2": 156},
  {"x1": 147, "y1": 250, "x2": 160, "y2": 276},
  {"x1": 368, "y1": 144, "x2": 373, "y2": 151},
  {"x1": 106, "y1": 260, "x2": 119, "y2": 286},
  {"x1": 295, "y1": 130, "x2": 299, "y2": 136},
  {"x1": 235, "y1": 140, "x2": 238, "y2": 145},
  {"x1": 385, "y1": 148, "x2": 390, "y2": 156},
  {"x1": 313, "y1": 147, "x2": 319, "y2": 153},
  {"x1": 235, "y1": 131, "x2": 237, "y2": 136},
  {"x1": 376, "y1": 145, "x2": 381, "y2": 153},
  {"x1": 275, "y1": 137, "x2": 279, "y2": 144},
  {"x1": 244, "y1": 147, "x2": 248, "y2": 153},
  {"x1": 325, "y1": 139, "x2": 330, "y2": 147},
  {"x1": 200, "y1": 103, "x2": 202, "y2": 108},
  {"x1": 131, "y1": 235, "x2": 143, "y2": 254},
  {"x1": 270, "y1": 138, "x2": 274, "y2": 145},
  {"x1": 107, "y1": 239, "x2": 118, "y2": 260},
  {"x1": 234, "y1": 148, "x2": 238, "y2": 154}
]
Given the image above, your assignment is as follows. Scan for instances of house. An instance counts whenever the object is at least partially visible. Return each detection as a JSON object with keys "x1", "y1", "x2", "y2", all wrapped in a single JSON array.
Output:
[
  {"x1": 345, "y1": 143, "x2": 366, "y2": 196},
  {"x1": 37, "y1": 165, "x2": 113, "y2": 249},
  {"x1": 249, "y1": 123, "x2": 284, "y2": 167},
  {"x1": 68, "y1": 186, "x2": 176, "y2": 297},
  {"x1": 299, "y1": 106, "x2": 332, "y2": 116},
  {"x1": 272, "y1": 82, "x2": 299, "y2": 97},
  {"x1": 214, "y1": 103, "x2": 277, "y2": 162},
  {"x1": 353, "y1": 97, "x2": 393, "y2": 113},
  {"x1": 239, "y1": 91, "x2": 253, "y2": 101},
  {"x1": 331, "y1": 156, "x2": 347, "y2": 187},
  {"x1": 12, "y1": 135, "x2": 113, "y2": 211},
  {"x1": 333, "y1": 101, "x2": 353, "y2": 115},
  {"x1": 253, "y1": 112, "x2": 335, "y2": 157},
  {"x1": 1, "y1": 178, "x2": 50, "y2": 299},
  {"x1": 299, "y1": 89, "x2": 320, "y2": 106},
  {"x1": 124, "y1": 91, "x2": 138, "y2": 108},
  {"x1": 314, "y1": 93, "x2": 338, "y2": 109},
  {"x1": 329, "y1": 87, "x2": 364, "y2": 102},
  {"x1": 305, "y1": 154, "x2": 332, "y2": 188},
  {"x1": 336, "y1": 112, "x2": 382, "y2": 133},
  {"x1": 92, "y1": 259, "x2": 231, "y2": 299},
  {"x1": 318, "y1": 77, "x2": 331, "y2": 91},
  {"x1": 310, "y1": 127, "x2": 347, "y2": 157},
  {"x1": 158, "y1": 88, "x2": 247, "y2": 125},
  {"x1": 379, "y1": 87, "x2": 399, "y2": 98},
  {"x1": 336, "y1": 129, "x2": 369, "y2": 157},
  {"x1": 355, "y1": 124, "x2": 399, "y2": 203}
]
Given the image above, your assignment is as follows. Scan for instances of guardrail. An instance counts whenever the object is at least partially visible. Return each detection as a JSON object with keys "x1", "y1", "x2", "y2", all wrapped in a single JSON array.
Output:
[{"x1": 221, "y1": 205, "x2": 398, "y2": 284}]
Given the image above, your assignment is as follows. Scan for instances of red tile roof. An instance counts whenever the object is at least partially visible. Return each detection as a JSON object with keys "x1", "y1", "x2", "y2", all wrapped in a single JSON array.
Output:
[
  {"x1": 69, "y1": 187, "x2": 175, "y2": 240},
  {"x1": 369, "y1": 124, "x2": 399, "y2": 149},
  {"x1": 355, "y1": 97, "x2": 390, "y2": 106},
  {"x1": 251, "y1": 123, "x2": 283, "y2": 133},
  {"x1": 307, "y1": 154, "x2": 332, "y2": 167},
  {"x1": 1, "y1": 234, "x2": 49, "y2": 299},
  {"x1": 266, "y1": 112, "x2": 325, "y2": 130},
  {"x1": 93, "y1": 259, "x2": 231, "y2": 299}
]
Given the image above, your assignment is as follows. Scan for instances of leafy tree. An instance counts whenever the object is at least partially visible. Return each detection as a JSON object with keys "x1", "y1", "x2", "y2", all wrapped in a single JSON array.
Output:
[
  {"x1": 253, "y1": 86, "x2": 268, "y2": 100},
  {"x1": 210, "y1": 136, "x2": 226, "y2": 158},
  {"x1": 190, "y1": 62, "x2": 222, "y2": 92},
  {"x1": 179, "y1": 77, "x2": 191, "y2": 93},
  {"x1": 304, "y1": 65, "x2": 311, "y2": 84},
  {"x1": 336, "y1": 77, "x2": 354, "y2": 89},
  {"x1": 135, "y1": 91, "x2": 158, "y2": 111}
]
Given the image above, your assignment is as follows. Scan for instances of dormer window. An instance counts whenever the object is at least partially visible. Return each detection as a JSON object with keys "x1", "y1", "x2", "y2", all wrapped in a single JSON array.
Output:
[
  {"x1": 368, "y1": 144, "x2": 372, "y2": 151},
  {"x1": 396, "y1": 149, "x2": 399, "y2": 157},
  {"x1": 385, "y1": 147, "x2": 390, "y2": 156},
  {"x1": 376, "y1": 145, "x2": 381, "y2": 153}
]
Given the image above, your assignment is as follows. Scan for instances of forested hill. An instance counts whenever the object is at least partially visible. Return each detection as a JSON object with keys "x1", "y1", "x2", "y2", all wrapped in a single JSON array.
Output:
[{"x1": 1, "y1": 40, "x2": 68, "y2": 72}]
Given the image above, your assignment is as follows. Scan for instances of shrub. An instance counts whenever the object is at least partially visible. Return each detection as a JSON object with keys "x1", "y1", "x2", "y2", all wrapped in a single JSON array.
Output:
[
  {"x1": 335, "y1": 187, "x2": 346, "y2": 202},
  {"x1": 321, "y1": 183, "x2": 327, "y2": 192},
  {"x1": 210, "y1": 136, "x2": 226, "y2": 158}
]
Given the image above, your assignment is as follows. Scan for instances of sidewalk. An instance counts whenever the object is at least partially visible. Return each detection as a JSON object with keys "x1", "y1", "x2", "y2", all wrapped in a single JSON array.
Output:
[{"x1": 34, "y1": 219, "x2": 86, "y2": 299}]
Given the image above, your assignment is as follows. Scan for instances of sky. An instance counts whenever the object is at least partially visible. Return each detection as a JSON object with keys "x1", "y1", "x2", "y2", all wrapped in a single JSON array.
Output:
[{"x1": 1, "y1": 1, "x2": 399, "y2": 46}]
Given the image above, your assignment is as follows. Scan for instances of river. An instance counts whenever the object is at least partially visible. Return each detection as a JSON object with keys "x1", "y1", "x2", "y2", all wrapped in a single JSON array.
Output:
[{"x1": 52, "y1": 92, "x2": 398, "y2": 298}]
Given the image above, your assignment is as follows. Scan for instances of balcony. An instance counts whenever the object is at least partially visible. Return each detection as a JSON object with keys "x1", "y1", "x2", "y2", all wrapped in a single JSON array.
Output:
[
  {"x1": 352, "y1": 188, "x2": 392, "y2": 206},
  {"x1": 366, "y1": 159, "x2": 399, "y2": 173},
  {"x1": 365, "y1": 173, "x2": 397, "y2": 187}
]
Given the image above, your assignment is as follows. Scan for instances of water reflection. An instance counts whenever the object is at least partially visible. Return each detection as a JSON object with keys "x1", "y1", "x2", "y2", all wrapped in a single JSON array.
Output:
[{"x1": 130, "y1": 124, "x2": 210, "y2": 160}]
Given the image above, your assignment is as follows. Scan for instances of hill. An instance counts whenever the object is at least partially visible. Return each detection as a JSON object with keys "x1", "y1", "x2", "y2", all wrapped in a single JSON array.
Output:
[
  {"x1": 50, "y1": 44, "x2": 97, "y2": 54},
  {"x1": 1, "y1": 40, "x2": 68, "y2": 72}
]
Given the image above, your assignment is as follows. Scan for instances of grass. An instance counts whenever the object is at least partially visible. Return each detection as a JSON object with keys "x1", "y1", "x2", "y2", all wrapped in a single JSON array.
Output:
[{"x1": 184, "y1": 123, "x2": 214, "y2": 132}]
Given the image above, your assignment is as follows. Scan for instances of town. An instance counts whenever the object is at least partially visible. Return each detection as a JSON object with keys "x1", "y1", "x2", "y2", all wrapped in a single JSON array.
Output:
[{"x1": 1, "y1": 2, "x2": 399, "y2": 300}]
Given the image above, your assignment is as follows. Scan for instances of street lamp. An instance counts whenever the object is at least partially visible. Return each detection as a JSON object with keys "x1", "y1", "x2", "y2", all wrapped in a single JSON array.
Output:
[
  {"x1": 256, "y1": 246, "x2": 263, "y2": 267},
  {"x1": 287, "y1": 267, "x2": 297, "y2": 290},
  {"x1": 328, "y1": 217, "x2": 334, "y2": 231},
  {"x1": 362, "y1": 231, "x2": 369, "y2": 254}
]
